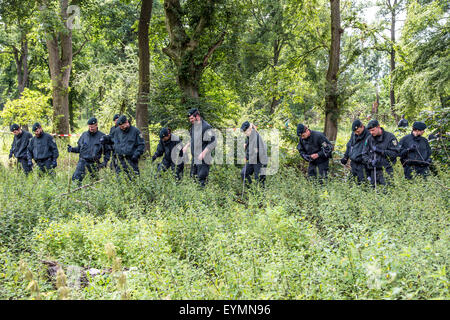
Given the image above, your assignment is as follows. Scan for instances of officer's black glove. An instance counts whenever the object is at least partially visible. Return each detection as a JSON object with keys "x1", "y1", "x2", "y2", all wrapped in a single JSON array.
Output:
[
  {"x1": 371, "y1": 159, "x2": 378, "y2": 167},
  {"x1": 340, "y1": 157, "x2": 348, "y2": 165},
  {"x1": 9, "y1": 151, "x2": 13, "y2": 159},
  {"x1": 28, "y1": 159, "x2": 33, "y2": 167},
  {"x1": 151, "y1": 155, "x2": 157, "y2": 162},
  {"x1": 67, "y1": 145, "x2": 73, "y2": 153},
  {"x1": 52, "y1": 159, "x2": 57, "y2": 168},
  {"x1": 100, "y1": 135, "x2": 112, "y2": 145}
]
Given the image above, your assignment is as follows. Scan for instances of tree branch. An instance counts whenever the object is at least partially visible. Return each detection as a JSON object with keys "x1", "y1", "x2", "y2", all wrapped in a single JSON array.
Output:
[{"x1": 203, "y1": 31, "x2": 226, "y2": 68}]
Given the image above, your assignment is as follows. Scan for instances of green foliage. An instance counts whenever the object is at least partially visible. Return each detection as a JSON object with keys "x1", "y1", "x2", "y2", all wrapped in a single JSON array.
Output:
[
  {"x1": 0, "y1": 135, "x2": 448, "y2": 299},
  {"x1": 0, "y1": 88, "x2": 52, "y2": 127}
]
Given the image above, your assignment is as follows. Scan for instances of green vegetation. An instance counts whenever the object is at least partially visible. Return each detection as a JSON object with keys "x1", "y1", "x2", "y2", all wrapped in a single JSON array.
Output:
[{"x1": 0, "y1": 128, "x2": 448, "y2": 300}]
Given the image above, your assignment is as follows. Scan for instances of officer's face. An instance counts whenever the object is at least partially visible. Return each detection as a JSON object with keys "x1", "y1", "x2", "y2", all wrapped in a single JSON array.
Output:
[
  {"x1": 354, "y1": 126, "x2": 364, "y2": 135},
  {"x1": 34, "y1": 127, "x2": 43, "y2": 137},
  {"x1": 119, "y1": 121, "x2": 130, "y2": 131},
  {"x1": 88, "y1": 124, "x2": 98, "y2": 133},
  {"x1": 12, "y1": 129, "x2": 21, "y2": 136},
  {"x1": 244, "y1": 127, "x2": 252, "y2": 137},
  {"x1": 369, "y1": 126, "x2": 381, "y2": 137},
  {"x1": 189, "y1": 114, "x2": 200, "y2": 125},
  {"x1": 412, "y1": 129, "x2": 424, "y2": 137},
  {"x1": 301, "y1": 129, "x2": 310, "y2": 139},
  {"x1": 162, "y1": 134, "x2": 171, "y2": 142}
]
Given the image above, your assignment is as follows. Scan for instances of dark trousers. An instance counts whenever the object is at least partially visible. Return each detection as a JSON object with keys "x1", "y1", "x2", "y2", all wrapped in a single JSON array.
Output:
[
  {"x1": 369, "y1": 166, "x2": 393, "y2": 186},
  {"x1": 72, "y1": 158, "x2": 99, "y2": 183},
  {"x1": 157, "y1": 161, "x2": 184, "y2": 180},
  {"x1": 308, "y1": 160, "x2": 329, "y2": 179},
  {"x1": 241, "y1": 163, "x2": 266, "y2": 187},
  {"x1": 190, "y1": 163, "x2": 210, "y2": 187},
  {"x1": 116, "y1": 155, "x2": 140, "y2": 180},
  {"x1": 350, "y1": 161, "x2": 370, "y2": 184},
  {"x1": 404, "y1": 165, "x2": 429, "y2": 180},
  {"x1": 35, "y1": 158, "x2": 55, "y2": 176},
  {"x1": 17, "y1": 157, "x2": 32, "y2": 175}
]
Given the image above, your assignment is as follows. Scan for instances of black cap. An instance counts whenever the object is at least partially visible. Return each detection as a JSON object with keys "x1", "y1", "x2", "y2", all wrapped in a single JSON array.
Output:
[
  {"x1": 113, "y1": 114, "x2": 120, "y2": 121},
  {"x1": 297, "y1": 124, "x2": 306, "y2": 136},
  {"x1": 187, "y1": 108, "x2": 199, "y2": 117},
  {"x1": 240, "y1": 121, "x2": 251, "y2": 132},
  {"x1": 366, "y1": 119, "x2": 380, "y2": 130},
  {"x1": 32, "y1": 122, "x2": 41, "y2": 132},
  {"x1": 87, "y1": 117, "x2": 98, "y2": 125},
  {"x1": 352, "y1": 119, "x2": 363, "y2": 131},
  {"x1": 10, "y1": 123, "x2": 19, "y2": 132},
  {"x1": 159, "y1": 127, "x2": 170, "y2": 139},
  {"x1": 116, "y1": 115, "x2": 127, "y2": 125},
  {"x1": 412, "y1": 121, "x2": 427, "y2": 131}
]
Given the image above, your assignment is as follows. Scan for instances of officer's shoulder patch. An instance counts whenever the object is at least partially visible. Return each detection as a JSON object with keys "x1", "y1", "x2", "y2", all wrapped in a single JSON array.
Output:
[
  {"x1": 392, "y1": 139, "x2": 398, "y2": 146},
  {"x1": 322, "y1": 141, "x2": 328, "y2": 147}
]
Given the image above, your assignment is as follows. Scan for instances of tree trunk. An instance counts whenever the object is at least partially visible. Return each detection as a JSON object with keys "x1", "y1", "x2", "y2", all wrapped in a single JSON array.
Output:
[
  {"x1": 162, "y1": 0, "x2": 225, "y2": 104},
  {"x1": 136, "y1": 0, "x2": 153, "y2": 153},
  {"x1": 389, "y1": 0, "x2": 399, "y2": 123},
  {"x1": 44, "y1": 0, "x2": 72, "y2": 135},
  {"x1": 269, "y1": 38, "x2": 283, "y2": 115},
  {"x1": 324, "y1": 0, "x2": 341, "y2": 143}
]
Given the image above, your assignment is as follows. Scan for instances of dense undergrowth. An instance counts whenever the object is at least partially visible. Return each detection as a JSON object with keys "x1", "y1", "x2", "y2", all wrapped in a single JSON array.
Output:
[{"x1": 0, "y1": 130, "x2": 448, "y2": 300}]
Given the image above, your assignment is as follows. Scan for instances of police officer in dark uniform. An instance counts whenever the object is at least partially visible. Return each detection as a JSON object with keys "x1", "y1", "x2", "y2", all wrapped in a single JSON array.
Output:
[
  {"x1": 240, "y1": 121, "x2": 268, "y2": 187},
  {"x1": 340, "y1": 120, "x2": 371, "y2": 184},
  {"x1": 362, "y1": 120, "x2": 399, "y2": 186},
  {"x1": 112, "y1": 115, "x2": 145, "y2": 179},
  {"x1": 398, "y1": 115, "x2": 408, "y2": 129},
  {"x1": 296, "y1": 124, "x2": 333, "y2": 180},
  {"x1": 9, "y1": 123, "x2": 33, "y2": 174},
  {"x1": 27, "y1": 123, "x2": 59, "y2": 175},
  {"x1": 182, "y1": 108, "x2": 217, "y2": 187},
  {"x1": 399, "y1": 121, "x2": 432, "y2": 179},
  {"x1": 67, "y1": 117, "x2": 111, "y2": 184},
  {"x1": 152, "y1": 127, "x2": 184, "y2": 180}
]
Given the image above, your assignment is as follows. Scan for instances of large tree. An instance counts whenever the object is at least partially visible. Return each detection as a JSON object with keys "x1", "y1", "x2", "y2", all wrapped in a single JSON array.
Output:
[
  {"x1": 162, "y1": 0, "x2": 236, "y2": 105},
  {"x1": 136, "y1": 0, "x2": 153, "y2": 153},
  {"x1": 324, "y1": 0, "x2": 342, "y2": 142},
  {"x1": 40, "y1": 0, "x2": 87, "y2": 134}
]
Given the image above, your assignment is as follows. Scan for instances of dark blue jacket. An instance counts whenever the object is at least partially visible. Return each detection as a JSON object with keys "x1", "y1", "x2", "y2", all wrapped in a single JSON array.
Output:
[
  {"x1": 399, "y1": 133, "x2": 432, "y2": 166},
  {"x1": 297, "y1": 130, "x2": 333, "y2": 164},
  {"x1": 152, "y1": 134, "x2": 184, "y2": 166},
  {"x1": 27, "y1": 132, "x2": 59, "y2": 161},
  {"x1": 71, "y1": 130, "x2": 111, "y2": 162},
  {"x1": 189, "y1": 119, "x2": 217, "y2": 159},
  {"x1": 113, "y1": 125, "x2": 145, "y2": 158},
  {"x1": 10, "y1": 130, "x2": 33, "y2": 159},
  {"x1": 245, "y1": 130, "x2": 268, "y2": 165},
  {"x1": 343, "y1": 128, "x2": 370, "y2": 163},
  {"x1": 362, "y1": 128, "x2": 399, "y2": 169}
]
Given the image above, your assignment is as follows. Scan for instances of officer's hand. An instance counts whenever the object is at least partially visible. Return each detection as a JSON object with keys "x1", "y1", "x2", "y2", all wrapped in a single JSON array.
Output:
[
  {"x1": 311, "y1": 153, "x2": 319, "y2": 160},
  {"x1": 151, "y1": 155, "x2": 157, "y2": 162},
  {"x1": 52, "y1": 159, "x2": 57, "y2": 168},
  {"x1": 340, "y1": 157, "x2": 348, "y2": 165},
  {"x1": 67, "y1": 145, "x2": 73, "y2": 152}
]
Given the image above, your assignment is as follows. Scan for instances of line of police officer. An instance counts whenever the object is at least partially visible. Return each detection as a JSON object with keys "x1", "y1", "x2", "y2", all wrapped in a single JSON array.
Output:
[{"x1": 7, "y1": 110, "x2": 433, "y2": 187}]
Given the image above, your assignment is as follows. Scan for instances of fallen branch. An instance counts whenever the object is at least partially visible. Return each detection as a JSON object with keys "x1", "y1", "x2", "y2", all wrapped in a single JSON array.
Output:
[{"x1": 59, "y1": 179, "x2": 104, "y2": 197}]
